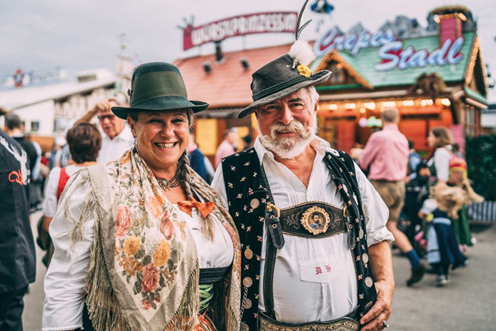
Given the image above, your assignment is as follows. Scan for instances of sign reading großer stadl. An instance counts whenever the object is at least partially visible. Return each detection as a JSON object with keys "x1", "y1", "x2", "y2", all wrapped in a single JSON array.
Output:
[{"x1": 183, "y1": 12, "x2": 298, "y2": 51}]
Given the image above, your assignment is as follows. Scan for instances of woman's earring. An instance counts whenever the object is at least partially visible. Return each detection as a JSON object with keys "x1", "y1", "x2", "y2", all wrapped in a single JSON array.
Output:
[{"x1": 133, "y1": 139, "x2": 138, "y2": 154}]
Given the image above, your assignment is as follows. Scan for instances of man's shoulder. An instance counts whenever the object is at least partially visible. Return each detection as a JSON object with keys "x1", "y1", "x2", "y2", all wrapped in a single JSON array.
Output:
[{"x1": 222, "y1": 147, "x2": 258, "y2": 164}]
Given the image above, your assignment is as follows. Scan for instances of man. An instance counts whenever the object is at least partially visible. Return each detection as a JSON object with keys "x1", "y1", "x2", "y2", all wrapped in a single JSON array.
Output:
[
  {"x1": 0, "y1": 128, "x2": 36, "y2": 331},
  {"x1": 3, "y1": 114, "x2": 41, "y2": 211},
  {"x1": 3, "y1": 114, "x2": 37, "y2": 177},
  {"x1": 360, "y1": 108, "x2": 428, "y2": 286},
  {"x1": 187, "y1": 128, "x2": 208, "y2": 182},
  {"x1": 76, "y1": 98, "x2": 134, "y2": 163},
  {"x1": 212, "y1": 37, "x2": 394, "y2": 330},
  {"x1": 406, "y1": 140, "x2": 422, "y2": 181},
  {"x1": 214, "y1": 128, "x2": 237, "y2": 167}
]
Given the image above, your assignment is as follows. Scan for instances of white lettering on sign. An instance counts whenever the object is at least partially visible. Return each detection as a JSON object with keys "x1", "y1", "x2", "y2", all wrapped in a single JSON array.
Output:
[
  {"x1": 183, "y1": 12, "x2": 297, "y2": 51},
  {"x1": 314, "y1": 26, "x2": 465, "y2": 71},
  {"x1": 374, "y1": 37, "x2": 464, "y2": 71},
  {"x1": 314, "y1": 27, "x2": 395, "y2": 57}
]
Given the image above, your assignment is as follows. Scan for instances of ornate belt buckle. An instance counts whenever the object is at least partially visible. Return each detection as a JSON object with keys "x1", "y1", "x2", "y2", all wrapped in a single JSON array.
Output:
[{"x1": 301, "y1": 206, "x2": 331, "y2": 235}]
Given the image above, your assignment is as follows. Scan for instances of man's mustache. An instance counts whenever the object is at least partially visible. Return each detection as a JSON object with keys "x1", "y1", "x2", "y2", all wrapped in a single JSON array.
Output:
[{"x1": 269, "y1": 121, "x2": 307, "y2": 138}]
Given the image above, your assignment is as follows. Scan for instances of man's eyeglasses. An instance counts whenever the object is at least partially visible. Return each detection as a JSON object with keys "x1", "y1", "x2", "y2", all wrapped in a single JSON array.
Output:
[{"x1": 97, "y1": 114, "x2": 116, "y2": 121}]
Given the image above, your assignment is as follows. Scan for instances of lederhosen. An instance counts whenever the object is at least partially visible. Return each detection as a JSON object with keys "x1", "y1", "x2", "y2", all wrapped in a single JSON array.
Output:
[{"x1": 222, "y1": 148, "x2": 377, "y2": 331}]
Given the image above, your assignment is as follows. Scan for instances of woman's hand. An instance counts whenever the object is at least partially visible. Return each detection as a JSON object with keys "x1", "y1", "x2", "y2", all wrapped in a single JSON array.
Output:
[{"x1": 42, "y1": 216, "x2": 53, "y2": 233}]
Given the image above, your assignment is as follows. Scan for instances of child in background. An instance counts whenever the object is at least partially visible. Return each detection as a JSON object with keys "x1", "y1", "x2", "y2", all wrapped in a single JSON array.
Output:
[{"x1": 419, "y1": 179, "x2": 483, "y2": 286}]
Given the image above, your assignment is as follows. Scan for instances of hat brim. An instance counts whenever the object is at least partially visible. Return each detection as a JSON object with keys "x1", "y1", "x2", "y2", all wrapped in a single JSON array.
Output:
[
  {"x1": 112, "y1": 96, "x2": 209, "y2": 119},
  {"x1": 237, "y1": 70, "x2": 331, "y2": 119}
]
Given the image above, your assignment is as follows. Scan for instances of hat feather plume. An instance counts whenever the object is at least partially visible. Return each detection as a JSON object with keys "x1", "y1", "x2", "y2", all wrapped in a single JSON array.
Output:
[{"x1": 289, "y1": 39, "x2": 316, "y2": 65}]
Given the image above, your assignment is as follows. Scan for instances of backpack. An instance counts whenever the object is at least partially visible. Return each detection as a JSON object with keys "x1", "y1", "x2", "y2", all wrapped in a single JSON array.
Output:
[{"x1": 443, "y1": 147, "x2": 467, "y2": 185}]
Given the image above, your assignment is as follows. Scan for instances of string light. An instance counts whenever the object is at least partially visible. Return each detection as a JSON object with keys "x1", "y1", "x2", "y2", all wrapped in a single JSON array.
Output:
[
  {"x1": 402, "y1": 100, "x2": 415, "y2": 106},
  {"x1": 360, "y1": 107, "x2": 366, "y2": 114},
  {"x1": 328, "y1": 104, "x2": 338, "y2": 110},
  {"x1": 364, "y1": 102, "x2": 376, "y2": 110},
  {"x1": 440, "y1": 98, "x2": 451, "y2": 106},
  {"x1": 345, "y1": 103, "x2": 356, "y2": 109},
  {"x1": 421, "y1": 99, "x2": 433, "y2": 106},
  {"x1": 381, "y1": 101, "x2": 396, "y2": 108}
]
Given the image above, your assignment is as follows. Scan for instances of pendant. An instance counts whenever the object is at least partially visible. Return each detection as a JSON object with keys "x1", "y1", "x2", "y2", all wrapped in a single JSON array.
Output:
[{"x1": 300, "y1": 206, "x2": 331, "y2": 235}]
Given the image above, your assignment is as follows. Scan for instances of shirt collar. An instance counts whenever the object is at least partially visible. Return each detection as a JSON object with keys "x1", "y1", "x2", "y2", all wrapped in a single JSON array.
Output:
[
  {"x1": 253, "y1": 135, "x2": 340, "y2": 165},
  {"x1": 383, "y1": 124, "x2": 399, "y2": 130}
]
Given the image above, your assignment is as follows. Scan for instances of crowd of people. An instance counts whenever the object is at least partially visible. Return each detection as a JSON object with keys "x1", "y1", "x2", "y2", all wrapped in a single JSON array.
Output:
[
  {"x1": 357, "y1": 110, "x2": 483, "y2": 288},
  {"x1": 0, "y1": 7, "x2": 485, "y2": 331}
]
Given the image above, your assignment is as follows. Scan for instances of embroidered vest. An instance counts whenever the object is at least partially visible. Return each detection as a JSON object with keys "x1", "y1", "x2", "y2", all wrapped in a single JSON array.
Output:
[{"x1": 222, "y1": 148, "x2": 377, "y2": 331}]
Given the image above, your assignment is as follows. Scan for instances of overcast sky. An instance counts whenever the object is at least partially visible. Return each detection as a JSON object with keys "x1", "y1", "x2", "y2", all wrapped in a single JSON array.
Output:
[{"x1": 1, "y1": 0, "x2": 495, "y2": 97}]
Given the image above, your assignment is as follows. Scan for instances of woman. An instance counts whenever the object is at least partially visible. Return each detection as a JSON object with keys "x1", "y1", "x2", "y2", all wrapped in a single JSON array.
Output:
[
  {"x1": 426, "y1": 127, "x2": 454, "y2": 183},
  {"x1": 43, "y1": 62, "x2": 241, "y2": 331},
  {"x1": 426, "y1": 127, "x2": 472, "y2": 247},
  {"x1": 40, "y1": 123, "x2": 101, "y2": 266}
]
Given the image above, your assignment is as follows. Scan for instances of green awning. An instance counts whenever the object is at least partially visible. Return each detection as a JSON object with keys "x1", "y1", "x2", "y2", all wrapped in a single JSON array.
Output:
[{"x1": 464, "y1": 87, "x2": 487, "y2": 105}]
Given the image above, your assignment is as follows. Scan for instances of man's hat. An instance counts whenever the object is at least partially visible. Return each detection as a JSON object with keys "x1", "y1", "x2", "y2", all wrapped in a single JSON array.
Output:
[
  {"x1": 112, "y1": 62, "x2": 209, "y2": 119},
  {"x1": 237, "y1": 0, "x2": 331, "y2": 119}
]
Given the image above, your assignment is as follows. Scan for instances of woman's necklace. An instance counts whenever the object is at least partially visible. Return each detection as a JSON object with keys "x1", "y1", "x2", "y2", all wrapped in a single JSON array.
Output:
[{"x1": 156, "y1": 173, "x2": 180, "y2": 191}]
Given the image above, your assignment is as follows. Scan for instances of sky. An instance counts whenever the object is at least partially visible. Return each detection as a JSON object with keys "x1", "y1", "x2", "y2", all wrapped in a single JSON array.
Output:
[{"x1": 1, "y1": 0, "x2": 495, "y2": 97}]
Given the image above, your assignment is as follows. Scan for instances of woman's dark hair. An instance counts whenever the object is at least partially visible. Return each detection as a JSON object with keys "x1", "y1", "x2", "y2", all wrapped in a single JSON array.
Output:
[{"x1": 66, "y1": 123, "x2": 102, "y2": 163}]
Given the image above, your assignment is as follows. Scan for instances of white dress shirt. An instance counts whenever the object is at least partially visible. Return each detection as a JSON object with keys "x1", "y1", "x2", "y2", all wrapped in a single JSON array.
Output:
[
  {"x1": 97, "y1": 125, "x2": 134, "y2": 164},
  {"x1": 42, "y1": 174, "x2": 234, "y2": 331},
  {"x1": 211, "y1": 136, "x2": 393, "y2": 324}
]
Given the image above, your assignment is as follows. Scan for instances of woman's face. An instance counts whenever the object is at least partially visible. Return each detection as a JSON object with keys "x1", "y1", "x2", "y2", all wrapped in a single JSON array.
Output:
[
  {"x1": 427, "y1": 131, "x2": 438, "y2": 148},
  {"x1": 128, "y1": 110, "x2": 189, "y2": 175}
]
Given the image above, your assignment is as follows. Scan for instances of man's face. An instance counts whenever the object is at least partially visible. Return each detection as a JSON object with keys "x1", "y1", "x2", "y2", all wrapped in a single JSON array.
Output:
[
  {"x1": 98, "y1": 100, "x2": 125, "y2": 139},
  {"x1": 256, "y1": 89, "x2": 317, "y2": 159},
  {"x1": 226, "y1": 131, "x2": 237, "y2": 145}
]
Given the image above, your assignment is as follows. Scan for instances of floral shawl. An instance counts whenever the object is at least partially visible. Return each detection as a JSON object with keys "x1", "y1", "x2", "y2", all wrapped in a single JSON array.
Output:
[{"x1": 64, "y1": 150, "x2": 241, "y2": 331}]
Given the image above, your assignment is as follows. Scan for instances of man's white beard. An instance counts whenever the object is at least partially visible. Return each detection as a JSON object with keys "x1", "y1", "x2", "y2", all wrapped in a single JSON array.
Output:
[{"x1": 259, "y1": 120, "x2": 316, "y2": 159}]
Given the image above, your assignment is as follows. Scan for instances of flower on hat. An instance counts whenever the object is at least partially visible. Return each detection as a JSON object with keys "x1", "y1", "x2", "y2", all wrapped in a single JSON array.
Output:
[{"x1": 297, "y1": 64, "x2": 312, "y2": 78}]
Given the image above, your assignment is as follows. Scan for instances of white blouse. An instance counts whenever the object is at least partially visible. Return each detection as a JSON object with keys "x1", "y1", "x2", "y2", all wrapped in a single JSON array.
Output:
[
  {"x1": 42, "y1": 174, "x2": 233, "y2": 331},
  {"x1": 212, "y1": 137, "x2": 393, "y2": 324},
  {"x1": 427, "y1": 146, "x2": 452, "y2": 182},
  {"x1": 42, "y1": 165, "x2": 87, "y2": 218}
]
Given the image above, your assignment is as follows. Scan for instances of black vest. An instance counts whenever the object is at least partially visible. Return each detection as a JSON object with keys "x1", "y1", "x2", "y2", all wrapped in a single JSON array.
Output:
[{"x1": 222, "y1": 148, "x2": 377, "y2": 330}]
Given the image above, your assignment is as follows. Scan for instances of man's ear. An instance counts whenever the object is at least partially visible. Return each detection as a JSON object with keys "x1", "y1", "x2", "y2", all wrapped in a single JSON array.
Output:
[{"x1": 127, "y1": 116, "x2": 137, "y2": 138}]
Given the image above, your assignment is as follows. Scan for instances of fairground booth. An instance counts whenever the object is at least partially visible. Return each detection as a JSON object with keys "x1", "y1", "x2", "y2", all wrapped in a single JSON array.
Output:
[{"x1": 175, "y1": 5, "x2": 488, "y2": 162}]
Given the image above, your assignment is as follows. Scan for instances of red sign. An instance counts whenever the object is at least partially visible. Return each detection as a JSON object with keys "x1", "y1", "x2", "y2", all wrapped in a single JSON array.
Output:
[{"x1": 183, "y1": 12, "x2": 298, "y2": 51}]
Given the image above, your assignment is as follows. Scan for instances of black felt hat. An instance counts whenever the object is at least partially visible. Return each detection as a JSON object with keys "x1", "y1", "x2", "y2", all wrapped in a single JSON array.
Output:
[
  {"x1": 112, "y1": 62, "x2": 209, "y2": 119},
  {"x1": 237, "y1": 0, "x2": 331, "y2": 119},
  {"x1": 237, "y1": 52, "x2": 331, "y2": 119}
]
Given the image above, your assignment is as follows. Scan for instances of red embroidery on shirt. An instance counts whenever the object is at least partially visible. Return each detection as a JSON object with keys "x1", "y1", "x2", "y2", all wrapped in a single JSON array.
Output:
[
  {"x1": 8, "y1": 170, "x2": 23, "y2": 186},
  {"x1": 315, "y1": 267, "x2": 322, "y2": 275}
]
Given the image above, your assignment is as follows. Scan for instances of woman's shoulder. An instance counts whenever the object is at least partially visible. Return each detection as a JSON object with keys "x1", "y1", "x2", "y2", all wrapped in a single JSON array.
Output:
[
  {"x1": 434, "y1": 147, "x2": 452, "y2": 158},
  {"x1": 47, "y1": 166, "x2": 62, "y2": 182}
]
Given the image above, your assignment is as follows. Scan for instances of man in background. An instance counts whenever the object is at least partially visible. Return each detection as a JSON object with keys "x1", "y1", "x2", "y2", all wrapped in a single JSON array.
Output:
[
  {"x1": 360, "y1": 108, "x2": 428, "y2": 286},
  {"x1": 76, "y1": 98, "x2": 134, "y2": 164},
  {"x1": 3, "y1": 113, "x2": 41, "y2": 211},
  {"x1": 0, "y1": 127, "x2": 36, "y2": 331},
  {"x1": 214, "y1": 128, "x2": 237, "y2": 167}
]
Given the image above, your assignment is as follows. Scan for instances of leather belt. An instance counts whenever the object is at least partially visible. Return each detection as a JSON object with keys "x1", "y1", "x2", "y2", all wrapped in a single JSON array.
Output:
[
  {"x1": 280, "y1": 201, "x2": 347, "y2": 238},
  {"x1": 259, "y1": 309, "x2": 360, "y2": 331}
]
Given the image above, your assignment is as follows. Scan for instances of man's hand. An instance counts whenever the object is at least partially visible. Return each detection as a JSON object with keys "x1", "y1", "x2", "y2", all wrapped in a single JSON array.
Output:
[
  {"x1": 360, "y1": 280, "x2": 393, "y2": 330},
  {"x1": 91, "y1": 100, "x2": 113, "y2": 115},
  {"x1": 360, "y1": 241, "x2": 394, "y2": 330},
  {"x1": 75, "y1": 99, "x2": 114, "y2": 125}
]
